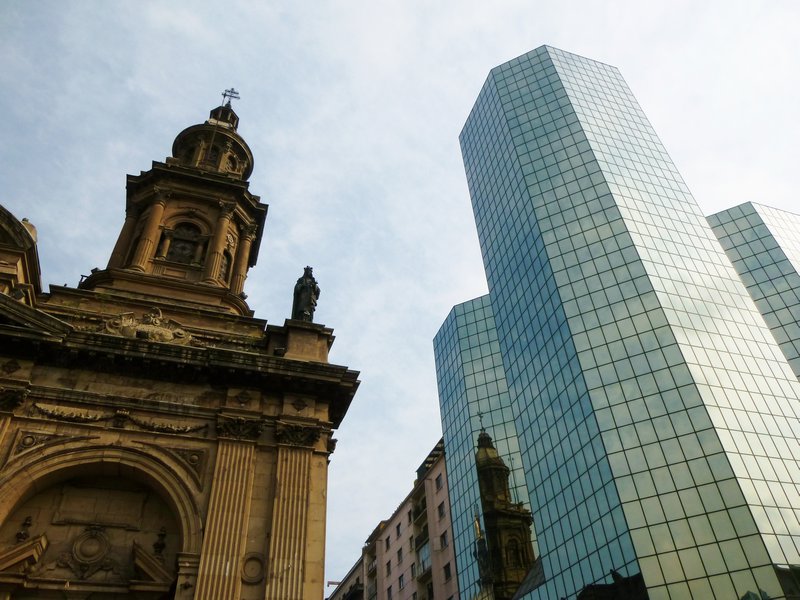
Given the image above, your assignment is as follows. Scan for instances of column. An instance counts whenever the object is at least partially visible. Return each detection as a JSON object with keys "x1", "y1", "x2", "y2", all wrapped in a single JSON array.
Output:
[
  {"x1": 129, "y1": 197, "x2": 167, "y2": 272},
  {"x1": 230, "y1": 224, "x2": 257, "y2": 295},
  {"x1": 107, "y1": 203, "x2": 139, "y2": 269},
  {"x1": 202, "y1": 202, "x2": 235, "y2": 283},
  {"x1": 156, "y1": 230, "x2": 173, "y2": 259},
  {"x1": 193, "y1": 427, "x2": 257, "y2": 600}
]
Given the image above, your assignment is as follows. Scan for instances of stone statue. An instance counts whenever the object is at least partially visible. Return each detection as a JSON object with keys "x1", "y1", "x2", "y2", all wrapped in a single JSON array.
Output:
[{"x1": 292, "y1": 266, "x2": 320, "y2": 322}]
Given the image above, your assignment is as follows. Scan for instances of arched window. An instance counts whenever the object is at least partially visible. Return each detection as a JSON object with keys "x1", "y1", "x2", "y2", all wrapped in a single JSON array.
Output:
[{"x1": 166, "y1": 223, "x2": 202, "y2": 264}]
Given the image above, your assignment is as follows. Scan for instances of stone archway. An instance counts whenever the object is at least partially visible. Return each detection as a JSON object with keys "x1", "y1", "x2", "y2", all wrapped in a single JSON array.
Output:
[{"x1": 0, "y1": 446, "x2": 202, "y2": 599}]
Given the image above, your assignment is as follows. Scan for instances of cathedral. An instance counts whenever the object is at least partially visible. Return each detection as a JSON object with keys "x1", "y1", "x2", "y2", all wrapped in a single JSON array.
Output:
[{"x1": 0, "y1": 99, "x2": 359, "y2": 599}]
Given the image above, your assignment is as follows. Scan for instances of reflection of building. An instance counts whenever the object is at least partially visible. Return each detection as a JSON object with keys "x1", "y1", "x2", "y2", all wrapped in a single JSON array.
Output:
[
  {"x1": 475, "y1": 429, "x2": 539, "y2": 600},
  {"x1": 329, "y1": 440, "x2": 457, "y2": 600},
  {"x1": 434, "y1": 296, "x2": 538, "y2": 600},
  {"x1": 0, "y1": 102, "x2": 359, "y2": 599},
  {"x1": 442, "y1": 44, "x2": 800, "y2": 599}
]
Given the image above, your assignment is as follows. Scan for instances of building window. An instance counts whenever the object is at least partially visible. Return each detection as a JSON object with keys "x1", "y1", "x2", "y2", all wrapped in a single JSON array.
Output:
[
  {"x1": 437, "y1": 501, "x2": 445, "y2": 519},
  {"x1": 387, "y1": 585, "x2": 393, "y2": 600},
  {"x1": 440, "y1": 530, "x2": 448, "y2": 549},
  {"x1": 396, "y1": 523, "x2": 401, "y2": 538},
  {"x1": 385, "y1": 536, "x2": 390, "y2": 551},
  {"x1": 435, "y1": 473, "x2": 443, "y2": 491},
  {"x1": 443, "y1": 562, "x2": 452, "y2": 581},
  {"x1": 399, "y1": 574, "x2": 405, "y2": 590},
  {"x1": 407, "y1": 510, "x2": 412, "y2": 524},
  {"x1": 411, "y1": 563, "x2": 416, "y2": 579},
  {"x1": 397, "y1": 548, "x2": 403, "y2": 564},
  {"x1": 166, "y1": 222, "x2": 203, "y2": 264},
  {"x1": 386, "y1": 560, "x2": 391, "y2": 576}
]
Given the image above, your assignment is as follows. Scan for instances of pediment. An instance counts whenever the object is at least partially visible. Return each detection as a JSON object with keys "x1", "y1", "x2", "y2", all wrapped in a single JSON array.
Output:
[
  {"x1": 0, "y1": 293, "x2": 71, "y2": 339},
  {"x1": 132, "y1": 540, "x2": 173, "y2": 584},
  {"x1": 0, "y1": 534, "x2": 48, "y2": 573}
]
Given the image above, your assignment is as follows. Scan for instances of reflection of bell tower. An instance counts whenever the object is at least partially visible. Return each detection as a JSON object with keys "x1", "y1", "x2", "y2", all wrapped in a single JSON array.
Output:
[
  {"x1": 475, "y1": 430, "x2": 535, "y2": 600},
  {"x1": 83, "y1": 97, "x2": 266, "y2": 315},
  {"x1": 0, "y1": 96, "x2": 359, "y2": 600}
]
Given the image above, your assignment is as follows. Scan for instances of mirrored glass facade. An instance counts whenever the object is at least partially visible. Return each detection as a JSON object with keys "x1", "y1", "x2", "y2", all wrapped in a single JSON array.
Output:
[
  {"x1": 434, "y1": 295, "x2": 536, "y2": 598},
  {"x1": 709, "y1": 202, "x2": 800, "y2": 380},
  {"x1": 450, "y1": 45, "x2": 800, "y2": 599}
]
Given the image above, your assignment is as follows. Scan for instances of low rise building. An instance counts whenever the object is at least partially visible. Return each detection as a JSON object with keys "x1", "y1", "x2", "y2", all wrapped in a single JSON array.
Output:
[{"x1": 330, "y1": 439, "x2": 458, "y2": 600}]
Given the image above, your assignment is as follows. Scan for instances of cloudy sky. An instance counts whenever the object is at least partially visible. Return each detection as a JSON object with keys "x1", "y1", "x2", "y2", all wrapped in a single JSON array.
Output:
[{"x1": 1, "y1": 0, "x2": 798, "y2": 587}]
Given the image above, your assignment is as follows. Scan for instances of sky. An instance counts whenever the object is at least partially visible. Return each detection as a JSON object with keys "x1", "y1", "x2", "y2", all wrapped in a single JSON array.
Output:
[{"x1": 1, "y1": 0, "x2": 798, "y2": 588}]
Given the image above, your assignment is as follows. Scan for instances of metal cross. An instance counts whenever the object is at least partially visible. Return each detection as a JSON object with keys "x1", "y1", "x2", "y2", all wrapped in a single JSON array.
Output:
[{"x1": 221, "y1": 88, "x2": 240, "y2": 106}]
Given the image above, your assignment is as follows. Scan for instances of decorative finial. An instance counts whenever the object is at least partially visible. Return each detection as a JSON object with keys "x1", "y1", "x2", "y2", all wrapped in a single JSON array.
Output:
[
  {"x1": 478, "y1": 411, "x2": 485, "y2": 431},
  {"x1": 221, "y1": 87, "x2": 240, "y2": 108}
]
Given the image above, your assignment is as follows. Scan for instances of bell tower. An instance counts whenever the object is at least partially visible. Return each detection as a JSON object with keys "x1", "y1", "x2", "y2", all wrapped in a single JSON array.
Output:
[
  {"x1": 0, "y1": 96, "x2": 359, "y2": 600},
  {"x1": 85, "y1": 91, "x2": 266, "y2": 315}
]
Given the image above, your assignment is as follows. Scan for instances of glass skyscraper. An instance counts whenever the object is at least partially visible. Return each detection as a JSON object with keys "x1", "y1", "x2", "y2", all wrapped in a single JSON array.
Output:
[
  {"x1": 434, "y1": 295, "x2": 535, "y2": 598},
  {"x1": 437, "y1": 45, "x2": 800, "y2": 599},
  {"x1": 709, "y1": 202, "x2": 800, "y2": 381}
]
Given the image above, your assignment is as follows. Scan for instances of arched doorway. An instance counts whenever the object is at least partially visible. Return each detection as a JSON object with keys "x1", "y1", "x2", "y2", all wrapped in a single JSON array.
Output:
[{"x1": 0, "y1": 448, "x2": 201, "y2": 599}]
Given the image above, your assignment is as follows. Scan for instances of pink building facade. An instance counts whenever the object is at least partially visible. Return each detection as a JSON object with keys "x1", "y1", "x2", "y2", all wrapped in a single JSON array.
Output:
[{"x1": 330, "y1": 439, "x2": 458, "y2": 600}]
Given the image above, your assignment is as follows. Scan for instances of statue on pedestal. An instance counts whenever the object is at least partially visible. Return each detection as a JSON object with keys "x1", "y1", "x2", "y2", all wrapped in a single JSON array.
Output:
[{"x1": 292, "y1": 266, "x2": 320, "y2": 322}]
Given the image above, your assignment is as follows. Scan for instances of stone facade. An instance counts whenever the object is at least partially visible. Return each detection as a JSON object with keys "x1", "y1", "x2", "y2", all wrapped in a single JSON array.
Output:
[{"x1": 0, "y1": 103, "x2": 359, "y2": 599}]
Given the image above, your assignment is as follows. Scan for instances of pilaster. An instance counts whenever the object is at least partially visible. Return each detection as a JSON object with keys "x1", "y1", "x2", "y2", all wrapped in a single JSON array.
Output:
[
  {"x1": 194, "y1": 431, "x2": 257, "y2": 599},
  {"x1": 263, "y1": 423, "x2": 323, "y2": 600}
]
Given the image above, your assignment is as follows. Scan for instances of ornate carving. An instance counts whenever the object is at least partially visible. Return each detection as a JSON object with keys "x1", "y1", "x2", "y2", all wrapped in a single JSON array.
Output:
[
  {"x1": 275, "y1": 422, "x2": 321, "y2": 447},
  {"x1": 16, "y1": 431, "x2": 54, "y2": 454},
  {"x1": 101, "y1": 308, "x2": 193, "y2": 345},
  {"x1": 291, "y1": 266, "x2": 320, "y2": 322},
  {"x1": 126, "y1": 413, "x2": 207, "y2": 434},
  {"x1": 327, "y1": 437, "x2": 338, "y2": 454},
  {"x1": 241, "y1": 552, "x2": 265, "y2": 584},
  {"x1": 33, "y1": 403, "x2": 206, "y2": 435},
  {"x1": 113, "y1": 408, "x2": 129, "y2": 428},
  {"x1": 216, "y1": 415, "x2": 264, "y2": 440},
  {"x1": 153, "y1": 527, "x2": 167, "y2": 562},
  {"x1": 12, "y1": 431, "x2": 93, "y2": 457},
  {"x1": 33, "y1": 403, "x2": 111, "y2": 424},
  {"x1": 235, "y1": 390, "x2": 252, "y2": 407},
  {"x1": 291, "y1": 398, "x2": 308, "y2": 412},
  {"x1": 1, "y1": 359, "x2": 21, "y2": 374},
  {"x1": 0, "y1": 386, "x2": 28, "y2": 411},
  {"x1": 218, "y1": 201, "x2": 236, "y2": 218},
  {"x1": 242, "y1": 223, "x2": 258, "y2": 240},
  {"x1": 57, "y1": 526, "x2": 117, "y2": 580},
  {"x1": 172, "y1": 447, "x2": 207, "y2": 477},
  {"x1": 15, "y1": 516, "x2": 31, "y2": 543}
]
